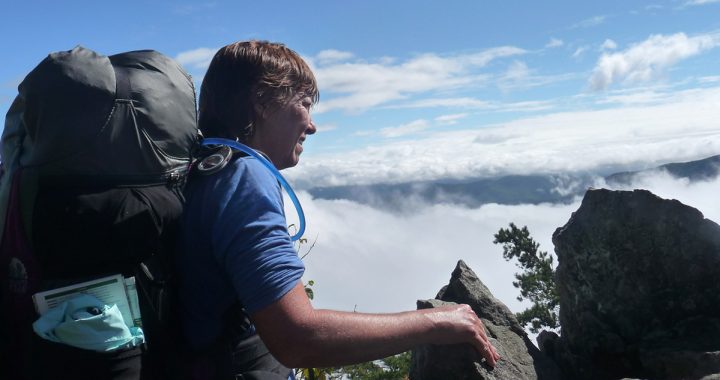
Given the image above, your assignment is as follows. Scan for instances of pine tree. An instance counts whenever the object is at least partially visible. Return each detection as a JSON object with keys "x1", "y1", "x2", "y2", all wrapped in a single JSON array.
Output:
[{"x1": 493, "y1": 223, "x2": 559, "y2": 333}]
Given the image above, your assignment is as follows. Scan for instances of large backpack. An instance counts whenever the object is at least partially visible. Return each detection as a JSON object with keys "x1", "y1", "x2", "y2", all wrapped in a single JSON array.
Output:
[{"x1": 0, "y1": 46, "x2": 198, "y2": 379}]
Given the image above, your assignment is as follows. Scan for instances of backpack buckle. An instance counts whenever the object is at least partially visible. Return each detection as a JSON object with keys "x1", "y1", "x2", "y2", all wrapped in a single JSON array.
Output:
[{"x1": 196, "y1": 145, "x2": 233, "y2": 175}]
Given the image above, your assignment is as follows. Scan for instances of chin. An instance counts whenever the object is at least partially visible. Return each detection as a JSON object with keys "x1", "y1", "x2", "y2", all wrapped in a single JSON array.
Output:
[{"x1": 280, "y1": 158, "x2": 300, "y2": 170}]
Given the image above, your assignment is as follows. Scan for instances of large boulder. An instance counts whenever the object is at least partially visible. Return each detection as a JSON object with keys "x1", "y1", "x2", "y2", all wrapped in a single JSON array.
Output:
[
  {"x1": 551, "y1": 189, "x2": 720, "y2": 379},
  {"x1": 410, "y1": 261, "x2": 561, "y2": 380}
]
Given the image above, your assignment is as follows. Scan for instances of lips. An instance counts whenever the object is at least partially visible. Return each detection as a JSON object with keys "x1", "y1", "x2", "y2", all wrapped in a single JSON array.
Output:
[{"x1": 297, "y1": 134, "x2": 307, "y2": 155}]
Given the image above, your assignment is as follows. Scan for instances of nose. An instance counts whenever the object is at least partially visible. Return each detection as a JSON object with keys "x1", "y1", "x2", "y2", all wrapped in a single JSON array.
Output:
[{"x1": 307, "y1": 119, "x2": 317, "y2": 135}]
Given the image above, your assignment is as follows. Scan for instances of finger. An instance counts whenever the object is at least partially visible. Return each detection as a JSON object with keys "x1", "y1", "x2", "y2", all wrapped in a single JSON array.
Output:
[
  {"x1": 474, "y1": 340, "x2": 497, "y2": 367},
  {"x1": 478, "y1": 326, "x2": 501, "y2": 361},
  {"x1": 492, "y1": 345, "x2": 501, "y2": 361},
  {"x1": 487, "y1": 342, "x2": 500, "y2": 363},
  {"x1": 473, "y1": 320, "x2": 489, "y2": 342},
  {"x1": 476, "y1": 324, "x2": 495, "y2": 353},
  {"x1": 488, "y1": 340, "x2": 501, "y2": 361},
  {"x1": 475, "y1": 323, "x2": 501, "y2": 363}
]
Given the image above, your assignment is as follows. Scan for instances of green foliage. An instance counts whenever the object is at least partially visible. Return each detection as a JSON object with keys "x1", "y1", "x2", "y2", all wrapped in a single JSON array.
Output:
[
  {"x1": 304, "y1": 280, "x2": 315, "y2": 300},
  {"x1": 493, "y1": 223, "x2": 559, "y2": 333},
  {"x1": 296, "y1": 367, "x2": 334, "y2": 380},
  {"x1": 338, "y1": 351, "x2": 411, "y2": 379},
  {"x1": 296, "y1": 352, "x2": 411, "y2": 380}
]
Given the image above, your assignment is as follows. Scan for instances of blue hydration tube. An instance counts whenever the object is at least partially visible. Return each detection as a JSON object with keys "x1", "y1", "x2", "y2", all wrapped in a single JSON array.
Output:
[{"x1": 201, "y1": 137, "x2": 306, "y2": 241}]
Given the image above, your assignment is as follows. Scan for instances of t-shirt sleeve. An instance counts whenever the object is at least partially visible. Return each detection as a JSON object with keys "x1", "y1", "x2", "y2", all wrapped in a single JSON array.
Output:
[{"x1": 210, "y1": 158, "x2": 305, "y2": 314}]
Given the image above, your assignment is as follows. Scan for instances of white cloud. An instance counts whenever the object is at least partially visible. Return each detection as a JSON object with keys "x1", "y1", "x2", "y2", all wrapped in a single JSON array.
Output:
[
  {"x1": 503, "y1": 61, "x2": 530, "y2": 81},
  {"x1": 495, "y1": 100, "x2": 556, "y2": 112},
  {"x1": 572, "y1": 46, "x2": 588, "y2": 59},
  {"x1": 459, "y1": 46, "x2": 528, "y2": 67},
  {"x1": 434, "y1": 113, "x2": 469, "y2": 125},
  {"x1": 699, "y1": 75, "x2": 720, "y2": 83},
  {"x1": 388, "y1": 97, "x2": 555, "y2": 113},
  {"x1": 173, "y1": 45, "x2": 529, "y2": 115},
  {"x1": 685, "y1": 0, "x2": 720, "y2": 5},
  {"x1": 175, "y1": 47, "x2": 217, "y2": 70},
  {"x1": 291, "y1": 174, "x2": 720, "y2": 319},
  {"x1": 390, "y1": 97, "x2": 494, "y2": 110},
  {"x1": 294, "y1": 193, "x2": 577, "y2": 314},
  {"x1": 590, "y1": 32, "x2": 720, "y2": 90},
  {"x1": 379, "y1": 119, "x2": 430, "y2": 138},
  {"x1": 353, "y1": 130, "x2": 373, "y2": 137},
  {"x1": 545, "y1": 38, "x2": 564, "y2": 48},
  {"x1": 288, "y1": 86, "x2": 720, "y2": 187},
  {"x1": 315, "y1": 123, "x2": 337, "y2": 132},
  {"x1": 601, "y1": 39, "x2": 618, "y2": 51},
  {"x1": 377, "y1": 56, "x2": 396, "y2": 65},
  {"x1": 315, "y1": 49, "x2": 354, "y2": 65},
  {"x1": 602, "y1": 173, "x2": 720, "y2": 223},
  {"x1": 571, "y1": 15, "x2": 607, "y2": 29},
  {"x1": 596, "y1": 88, "x2": 674, "y2": 105},
  {"x1": 498, "y1": 62, "x2": 576, "y2": 91},
  {"x1": 313, "y1": 46, "x2": 526, "y2": 113}
]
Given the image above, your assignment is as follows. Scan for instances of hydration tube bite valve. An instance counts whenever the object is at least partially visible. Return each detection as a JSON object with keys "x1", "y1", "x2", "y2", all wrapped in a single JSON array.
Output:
[{"x1": 201, "y1": 138, "x2": 306, "y2": 241}]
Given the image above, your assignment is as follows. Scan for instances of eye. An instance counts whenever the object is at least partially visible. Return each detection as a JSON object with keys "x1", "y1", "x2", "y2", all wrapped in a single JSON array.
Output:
[{"x1": 300, "y1": 97, "x2": 312, "y2": 111}]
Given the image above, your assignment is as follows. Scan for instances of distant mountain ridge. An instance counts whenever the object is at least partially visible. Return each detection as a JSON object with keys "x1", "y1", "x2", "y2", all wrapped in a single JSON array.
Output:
[
  {"x1": 307, "y1": 154, "x2": 720, "y2": 210},
  {"x1": 605, "y1": 154, "x2": 720, "y2": 185}
]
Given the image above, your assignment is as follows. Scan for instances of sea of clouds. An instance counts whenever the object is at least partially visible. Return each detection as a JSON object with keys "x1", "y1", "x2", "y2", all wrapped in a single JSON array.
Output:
[
  {"x1": 287, "y1": 85, "x2": 720, "y2": 189},
  {"x1": 286, "y1": 172, "x2": 720, "y2": 317}
]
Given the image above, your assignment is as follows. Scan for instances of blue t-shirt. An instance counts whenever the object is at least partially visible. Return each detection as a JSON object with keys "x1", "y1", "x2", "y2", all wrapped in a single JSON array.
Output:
[{"x1": 176, "y1": 155, "x2": 305, "y2": 349}]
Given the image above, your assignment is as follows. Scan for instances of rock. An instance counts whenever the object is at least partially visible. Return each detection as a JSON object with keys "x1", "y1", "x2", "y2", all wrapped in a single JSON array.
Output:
[
  {"x1": 436, "y1": 261, "x2": 524, "y2": 335},
  {"x1": 410, "y1": 261, "x2": 562, "y2": 380},
  {"x1": 537, "y1": 331, "x2": 559, "y2": 359},
  {"x1": 552, "y1": 189, "x2": 720, "y2": 379}
]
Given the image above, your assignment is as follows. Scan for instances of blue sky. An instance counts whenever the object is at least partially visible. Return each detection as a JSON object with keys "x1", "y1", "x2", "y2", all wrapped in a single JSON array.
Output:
[
  {"x1": 3, "y1": 1, "x2": 720, "y2": 188},
  {"x1": 3, "y1": 1, "x2": 720, "y2": 319}
]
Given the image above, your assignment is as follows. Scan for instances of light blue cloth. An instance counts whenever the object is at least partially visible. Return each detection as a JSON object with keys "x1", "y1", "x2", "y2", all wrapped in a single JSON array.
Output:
[{"x1": 33, "y1": 294, "x2": 144, "y2": 352}]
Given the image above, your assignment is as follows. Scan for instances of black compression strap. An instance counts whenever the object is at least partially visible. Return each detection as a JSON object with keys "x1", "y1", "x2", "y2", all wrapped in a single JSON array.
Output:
[{"x1": 114, "y1": 66, "x2": 131, "y2": 100}]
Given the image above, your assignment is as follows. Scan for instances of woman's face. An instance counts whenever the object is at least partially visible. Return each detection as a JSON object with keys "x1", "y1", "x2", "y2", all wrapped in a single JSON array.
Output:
[{"x1": 248, "y1": 95, "x2": 316, "y2": 170}]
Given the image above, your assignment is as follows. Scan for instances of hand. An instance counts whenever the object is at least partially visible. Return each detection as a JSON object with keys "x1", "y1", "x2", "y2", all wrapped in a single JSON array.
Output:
[{"x1": 424, "y1": 304, "x2": 501, "y2": 367}]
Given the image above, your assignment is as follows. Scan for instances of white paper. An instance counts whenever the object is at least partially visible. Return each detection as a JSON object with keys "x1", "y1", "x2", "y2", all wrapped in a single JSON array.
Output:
[{"x1": 32, "y1": 274, "x2": 141, "y2": 328}]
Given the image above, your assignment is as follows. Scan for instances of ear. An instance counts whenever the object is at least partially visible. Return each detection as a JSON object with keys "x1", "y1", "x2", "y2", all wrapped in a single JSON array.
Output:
[
  {"x1": 244, "y1": 101, "x2": 263, "y2": 138},
  {"x1": 252, "y1": 101, "x2": 267, "y2": 123}
]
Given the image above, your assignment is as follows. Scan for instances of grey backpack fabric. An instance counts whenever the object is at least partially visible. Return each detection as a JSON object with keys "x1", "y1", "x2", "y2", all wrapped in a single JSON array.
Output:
[
  {"x1": 0, "y1": 46, "x2": 198, "y2": 379},
  {"x1": 6, "y1": 46, "x2": 196, "y2": 182}
]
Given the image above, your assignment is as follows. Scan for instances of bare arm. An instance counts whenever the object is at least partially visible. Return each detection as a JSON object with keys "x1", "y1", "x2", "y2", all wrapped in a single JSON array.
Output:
[{"x1": 251, "y1": 282, "x2": 500, "y2": 369}]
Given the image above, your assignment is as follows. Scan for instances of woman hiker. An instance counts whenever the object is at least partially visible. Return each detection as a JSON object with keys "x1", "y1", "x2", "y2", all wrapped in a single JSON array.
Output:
[{"x1": 175, "y1": 40, "x2": 501, "y2": 379}]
